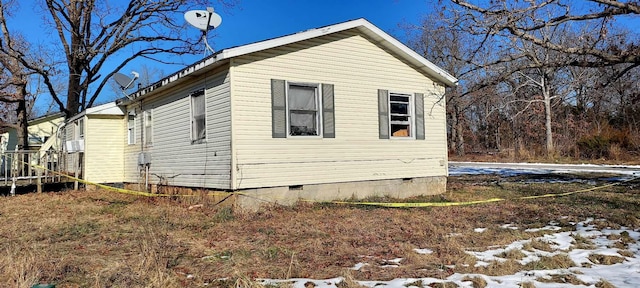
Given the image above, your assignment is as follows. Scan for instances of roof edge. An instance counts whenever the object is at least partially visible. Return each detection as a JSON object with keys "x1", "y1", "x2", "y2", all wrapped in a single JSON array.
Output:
[{"x1": 123, "y1": 18, "x2": 458, "y2": 103}]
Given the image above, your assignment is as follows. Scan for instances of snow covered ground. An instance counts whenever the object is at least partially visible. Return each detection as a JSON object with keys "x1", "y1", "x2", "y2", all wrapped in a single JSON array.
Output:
[
  {"x1": 261, "y1": 218, "x2": 640, "y2": 287},
  {"x1": 449, "y1": 162, "x2": 640, "y2": 178},
  {"x1": 254, "y1": 164, "x2": 640, "y2": 287}
]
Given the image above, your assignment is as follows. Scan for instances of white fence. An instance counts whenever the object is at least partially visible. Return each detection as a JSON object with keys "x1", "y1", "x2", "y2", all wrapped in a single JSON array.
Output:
[{"x1": 1, "y1": 150, "x2": 83, "y2": 187}]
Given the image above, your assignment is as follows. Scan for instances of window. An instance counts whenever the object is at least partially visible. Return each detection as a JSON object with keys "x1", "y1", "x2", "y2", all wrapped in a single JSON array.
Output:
[
  {"x1": 144, "y1": 110, "x2": 153, "y2": 145},
  {"x1": 271, "y1": 79, "x2": 335, "y2": 138},
  {"x1": 288, "y1": 84, "x2": 320, "y2": 136},
  {"x1": 378, "y1": 90, "x2": 425, "y2": 140},
  {"x1": 389, "y1": 93, "x2": 412, "y2": 137},
  {"x1": 191, "y1": 89, "x2": 206, "y2": 141},
  {"x1": 127, "y1": 113, "x2": 135, "y2": 145},
  {"x1": 77, "y1": 118, "x2": 85, "y2": 139}
]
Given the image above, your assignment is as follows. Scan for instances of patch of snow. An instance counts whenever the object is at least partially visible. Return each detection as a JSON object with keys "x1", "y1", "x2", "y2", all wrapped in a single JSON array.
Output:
[
  {"x1": 500, "y1": 223, "x2": 519, "y2": 230},
  {"x1": 259, "y1": 218, "x2": 640, "y2": 288},
  {"x1": 541, "y1": 232, "x2": 574, "y2": 250},
  {"x1": 474, "y1": 228, "x2": 487, "y2": 233},
  {"x1": 525, "y1": 225, "x2": 562, "y2": 232},
  {"x1": 413, "y1": 248, "x2": 433, "y2": 254},
  {"x1": 350, "y1": 263, "x2": 368, "y2": 271}
]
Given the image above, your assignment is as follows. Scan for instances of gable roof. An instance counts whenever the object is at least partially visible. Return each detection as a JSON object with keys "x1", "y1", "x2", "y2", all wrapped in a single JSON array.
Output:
[
  {"x1": 28, "y1": 112, "x2": 65, "y2": 125},
  {"x1": 120, "y1": 18, "x2": 457, "y2": 104},
  {"x1": 67, "y1": 101, "x2": 124, "y2": 122}
]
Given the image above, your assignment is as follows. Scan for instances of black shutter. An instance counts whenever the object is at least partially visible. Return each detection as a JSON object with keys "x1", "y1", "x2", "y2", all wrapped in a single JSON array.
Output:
[
  {"x1": 271, "y1": 79, "x2": 287, "y2": 138},
  {"x1": 322, "y1": 83, "x2": 335, "y2": 138},
  {"x1": 415, "y1": 93, "x2": 425, "y2": 140},
  {"x1": 378, "y1": 89, "x2": 389, "y2": 139}
]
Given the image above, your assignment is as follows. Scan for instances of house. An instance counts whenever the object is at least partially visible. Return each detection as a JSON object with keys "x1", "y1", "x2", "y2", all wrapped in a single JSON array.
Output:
[
  {"x1": 60, "y1": 102, "x2": 125, "y2": 184},
  {"x1": 3, "y1": 112, "x2": 65, "y2": 152},
  {"x1": 1, "y1": 113, "x2": 64, "y2": 178},
  {"x1": 116, "y1": 18, "x2": 457, "y2": 208}
]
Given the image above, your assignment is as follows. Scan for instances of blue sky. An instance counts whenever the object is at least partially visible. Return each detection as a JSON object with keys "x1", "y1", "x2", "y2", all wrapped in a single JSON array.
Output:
[
  {"x1": 209, "y1": 0, "x2": 426, "y2": 49},
  {"x1": 11, "y1": 0, "x2": 432, "y2": 110},
  {"x1": 170, "y1": 0, "x2": 432, "y2": 73},
  {"x1": 8, "y1": 0, "x2": 639, "y2": 112}
]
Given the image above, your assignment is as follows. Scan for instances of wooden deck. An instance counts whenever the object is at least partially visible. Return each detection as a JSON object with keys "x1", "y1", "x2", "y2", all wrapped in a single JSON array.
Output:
[{"x1": 1, "y1": 150, "x2": 83, "y2": 191}]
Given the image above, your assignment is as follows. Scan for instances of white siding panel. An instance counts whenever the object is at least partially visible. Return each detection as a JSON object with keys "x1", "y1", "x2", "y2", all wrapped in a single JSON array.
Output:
[
  {"x1": 231, "y1": 30, "x2": 448, "y2": 189},
  {"x1": 123, "y1": 110, "x2": 141, "y2": 183},
  {"x1": 123, "y1": 69, "x2": 232, "y2": 189},
  {"x1": 84, "y1": 116, "x2": 124, "y2": 183}
]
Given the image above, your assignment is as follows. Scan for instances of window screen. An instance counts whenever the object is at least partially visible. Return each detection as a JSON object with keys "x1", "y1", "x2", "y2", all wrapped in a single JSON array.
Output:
[
  {"x1": 288, "y1": 84, "x2": 319, "y2": 136},
  {"x1": 389, "y1": 93, "x2": 412, "y2": 137},
  {"x1": 191, "y1": 90, "x2": 206, "y2": 141},
  {"x1": 144, "y1": 110, "x2": 152, "y2": 145},
  {"x1": 127, "y1": 114, "x2": 135, "y2": 144}
]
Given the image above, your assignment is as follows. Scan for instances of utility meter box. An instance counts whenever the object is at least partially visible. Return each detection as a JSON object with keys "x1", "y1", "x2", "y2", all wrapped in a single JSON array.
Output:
[{"x1": 138, "y1": 152, "x2": 151, "y2": 165}]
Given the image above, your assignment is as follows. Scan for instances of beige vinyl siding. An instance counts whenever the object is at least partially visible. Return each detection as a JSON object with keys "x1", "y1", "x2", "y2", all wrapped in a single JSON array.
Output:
[
  {"x1": 28, "y1": 116, "x2": 63, "y2": 143},
  {"x1": 230, "y1": 30, "x2": 447, "y2": 189},
  {"x1": 123, "y1": 106, "x2": 141, "y2": 183},
  {"x1": 84, "y1": 115, "x2": 124, "y2": 183},
  {"x1": 123, "y1": 69, "x2": 232, "y2": 189}
]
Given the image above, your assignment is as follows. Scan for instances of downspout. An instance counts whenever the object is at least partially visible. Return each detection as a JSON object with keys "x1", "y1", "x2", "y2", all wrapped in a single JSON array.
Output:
[{"x1": 138, "y1": 99, "x2": 149, "y2": 191}]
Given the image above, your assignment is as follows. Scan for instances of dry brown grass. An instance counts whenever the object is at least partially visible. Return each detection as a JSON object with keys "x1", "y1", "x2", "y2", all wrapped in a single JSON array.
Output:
[
  {"x1": 588, "y1": 254, "x2": 626, "y2": 265},
  {"x1": 462, "y1": 276, "x2": 487, "y2": 288},
  {"x1": 519, "y1": 281, "x2": 536, "y2": 288},
  {"x1": 536, "y1": 273, "x2": 587, "y2": 285},
  {"x1": 0, "y1": 174, "x2": 638, "y2": 287},
  {"x1": 524, "y1": 255, "x2": 576, "y2": 270},
  {"x1": 496, "y1": 249, "x2": 526, "y2": 260},
  {"x1": 595, "y1": 279, "x2": 617, "y2": 288}
]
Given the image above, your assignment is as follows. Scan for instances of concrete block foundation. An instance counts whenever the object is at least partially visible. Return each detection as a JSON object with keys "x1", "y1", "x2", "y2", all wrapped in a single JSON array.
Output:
[{"x1": 235, "y1": 176, "x2": 447, "y2": 211}]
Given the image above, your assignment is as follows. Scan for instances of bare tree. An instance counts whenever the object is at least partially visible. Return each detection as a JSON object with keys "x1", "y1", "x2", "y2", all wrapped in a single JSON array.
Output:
[
  {"x1": 16, "y1": 0, "x2": 234, "y2": 118},
  {"x1": 424, "y1": 0, "x2": 639, "y2": 158},
  {"x1": 449, "y1": 0, "x2": 640, "y2": 72},
  {"x1": 410, "y1": 10, "x2": 499, "y2": 156},
  {"x1": 0, "y1": 0, "x2": 34, "y2": 150}
]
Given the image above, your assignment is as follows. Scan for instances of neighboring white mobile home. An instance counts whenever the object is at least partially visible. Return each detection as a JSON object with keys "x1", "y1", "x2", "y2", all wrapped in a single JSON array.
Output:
[
  {"x1": 3, "y1": 112, "x2": 65, "y2": 152},
  {"x1": 117, "y1": 19, "x2": 458, "y2": 208},
  {"x1": 61, "y1": 102, "x2": 125, "y2": 184}
]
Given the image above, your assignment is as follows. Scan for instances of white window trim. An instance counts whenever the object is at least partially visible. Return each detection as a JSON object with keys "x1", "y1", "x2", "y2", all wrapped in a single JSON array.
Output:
[
  {"x1": 190, "y1": 89, "x2": 207, "y2": 143},
  {"x1": 285, "y1": 81, "x2": 323, "y2": 138},
  {"x1": 77, "y1": 118, "x2": 85, "y2": 139},
  {"x1": 144, "y1": 109, "x2": 153, "y2": 146},
  {"x1": 127, "y1": 113, "x2": 136, "y2": 145},
  {"x1": 388, "y1": 92, "x2": 415, "y2": 139}
]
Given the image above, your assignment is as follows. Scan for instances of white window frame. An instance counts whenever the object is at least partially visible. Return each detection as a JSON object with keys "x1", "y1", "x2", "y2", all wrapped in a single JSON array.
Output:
[
  {"x1": 127, "y1": 113, "x2": 136, "y2": 145},
  {"x1": 286, "y1": 82, "x2": 322, "y2": 137},
  {"x1": 77, "y1": 118, "x2": 85, "y2": 139},
  {"x1": 388, "y1": 92, "x2": 414, "y2": 139},
  {"x1": 143, "y1": 110, "x2": 153, "y2": 146},
  {"x1": 190, "y1": 89, "x2": 206, "y2": 143}
]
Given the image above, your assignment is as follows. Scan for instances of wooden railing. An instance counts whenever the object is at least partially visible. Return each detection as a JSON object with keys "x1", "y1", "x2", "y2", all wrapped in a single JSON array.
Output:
[{"x1": 1, "y1": 150, "x2": 83, "y2": 188}]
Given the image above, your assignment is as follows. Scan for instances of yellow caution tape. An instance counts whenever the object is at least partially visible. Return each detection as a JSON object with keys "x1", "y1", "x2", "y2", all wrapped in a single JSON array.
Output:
[
  {"x1": 301, "y1": 176, "x2": 638, "y2": 207},
  {"x1": 316, "y1": 197, "x2": 506, "y2": 207},
  {"x1": 17, "y1": 157, "x2": 638, "y2": 207},
  {"x1": 518, "y1": 181, "x2": 622, "y2": 200},
  {"x1": 19, "y1": 159, "x2": 235, "y2": 198}
]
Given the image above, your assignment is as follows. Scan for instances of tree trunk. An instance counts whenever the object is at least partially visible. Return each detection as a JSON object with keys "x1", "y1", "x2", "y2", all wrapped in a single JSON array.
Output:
[
  {"x1": 15, "y1": 94, "x2": 28, "y2": 150},
  {"x1": 455, "y1": 105, "x2": 465, "y2": 156},
  {"x1": 542, "y1": 76, "x2": 554, "y2": 157},
  {"x1": 448, "y1": 107, "x2": 457, "y2": 153},
  {"x1": 66, "y1": 67, "x2": 82, "y2": 117}
]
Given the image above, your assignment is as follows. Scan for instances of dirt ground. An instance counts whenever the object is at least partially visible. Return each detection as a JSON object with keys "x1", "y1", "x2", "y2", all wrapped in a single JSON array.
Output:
[{"x1": 0, "y1": 174, "x2": 638, "y2": 287}]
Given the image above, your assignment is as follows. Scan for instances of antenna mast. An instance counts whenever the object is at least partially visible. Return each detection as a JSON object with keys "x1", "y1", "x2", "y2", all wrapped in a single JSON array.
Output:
[{"x1": 184, "y1": 7, "x2": 223, "y2": 57}]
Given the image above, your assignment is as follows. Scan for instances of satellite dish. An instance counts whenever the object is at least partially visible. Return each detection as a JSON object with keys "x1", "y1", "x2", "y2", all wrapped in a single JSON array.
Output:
[
  {"x1": 184, "y1": 9, "x2": 222, "y2": 31},
  {"x1": 184, "y1": 7, "x2": 222, "y2": 55},
  {"x1": 112, "y1": 71, "x2": 139, "y2": 99}
]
